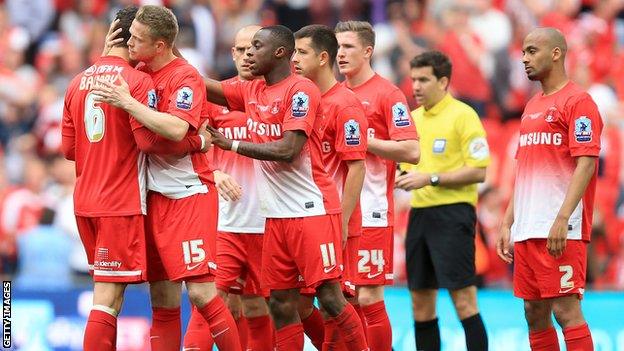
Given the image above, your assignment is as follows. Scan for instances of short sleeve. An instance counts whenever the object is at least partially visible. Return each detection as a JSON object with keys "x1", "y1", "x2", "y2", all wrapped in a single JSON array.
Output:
[
  {"x1": 334, "y1": 105, "x2": 368, "y2": 161},
  {"x1": 384, "y1": 88, "x2": 419, "y2": 141},
  {"x1": 282, "y1": 81, "x2": 321, "y2": 136},
  {"x1": 165, "y1": 72, "x2": 206, "y2": 130},
  {"x1": 458, "y1": 108, "x2": 491, "y2": 168},
  {"x1": 129, "y1": 72, "x2": 156, "y2": 131},
  {"x1": 222, "y1": 79, "x2": 249, "y2": 112},
  {"x1": 567, "y1": 95, "x2": 602, "y2": 157}
]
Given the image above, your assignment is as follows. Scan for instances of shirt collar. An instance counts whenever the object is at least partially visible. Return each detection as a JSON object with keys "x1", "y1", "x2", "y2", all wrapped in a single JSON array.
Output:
[{"x1": 423, "y1": 93, "x2": 453, "y2": 117}]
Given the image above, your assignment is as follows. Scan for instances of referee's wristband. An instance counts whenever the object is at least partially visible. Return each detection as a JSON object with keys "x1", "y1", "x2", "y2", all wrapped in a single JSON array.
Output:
[
  {"x1": 199, "y1": 135, "x2": 206, "y2": 150},
  {"x1": 231, "y1": 140, "x2": 240, "y2": 153}
]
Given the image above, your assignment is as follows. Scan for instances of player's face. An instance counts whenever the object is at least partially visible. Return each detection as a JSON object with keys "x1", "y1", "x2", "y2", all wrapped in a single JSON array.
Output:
[
  {"x1": 522, "y1": 35, "x2": 553, "y2": 81},
  {"x1": 410, "y1": 66, "x2": 447, "y2": 108},
  {"x1": 232, "y1": 31, "x2": 256, "y2": 80},
  {"x1": 292, "y1": 37, "x2": 321, "y2": 79},
  {"x1": 246, "y1": 30, "x2": 274, "y2": 76},
  {"x1": 127, "y1": 20, "x2": 158, "y2": 62},
  {"x1": 336, "y1": 31, "x2": 369, "y2": 77}
]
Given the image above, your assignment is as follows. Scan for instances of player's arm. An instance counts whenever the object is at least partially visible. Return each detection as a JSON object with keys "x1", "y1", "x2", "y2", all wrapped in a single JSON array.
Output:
[
  {"x1": 497, "y1": 190, "x2": 515, "y2": 264},
  {"x1": 61, "y1": 94, "x2": 76, "y2": 161},
  {"x1": 367, "y1": 138, "x2": 420, "y2": 164},
  {"x1": 395, "y1": 165, "x2": 486, "y2": 191},
  {"x1": 548, "y1": 156, "x2": 596, "y2": 258},
  {"x1": 132, "y1": 120, "x2": 211, "y2": 155},
  {"x1": 342, "y1": 159, "x2": 365, "y2": 240},
  {"x1": 208, "y1": 127, "x2": 307, "y2": 162},
  {"x1": 91, "y1": 75, "x2": 190, "y2": 141},
  {"x1": 204, "y1": 77, "x2": 229, "y2": 107}
]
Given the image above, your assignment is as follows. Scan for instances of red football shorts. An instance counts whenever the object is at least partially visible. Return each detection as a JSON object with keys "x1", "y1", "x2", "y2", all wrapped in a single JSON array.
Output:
[
  {"x1": 261, "y1": 214, "x2": 343, "y2": 290},
  {"x1": 76, "y1": 215, "x2": 146, "y2": 283},
  {"x1": 353, "y1": 226, "x2": 394, "y2": 286},
  {"x1": 216, "y1": 232, "x2": 268, "y2": 297},
  {"x1": 514, "y1": 239, "x2": 587, "y2": 300},
  {"x1": 145, "y1": 190, "x2": 218, "y2": 282}
]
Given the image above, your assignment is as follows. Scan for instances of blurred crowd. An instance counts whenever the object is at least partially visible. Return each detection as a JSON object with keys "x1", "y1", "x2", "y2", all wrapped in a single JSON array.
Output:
[{"x1": 1, "y1": 0, "x2": 624, "y2": 290}]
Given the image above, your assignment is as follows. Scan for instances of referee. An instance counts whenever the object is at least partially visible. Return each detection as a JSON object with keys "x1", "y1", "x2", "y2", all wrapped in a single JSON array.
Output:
[{"x1": 396, "y1": 51, "x2": 490, "y2": 351}]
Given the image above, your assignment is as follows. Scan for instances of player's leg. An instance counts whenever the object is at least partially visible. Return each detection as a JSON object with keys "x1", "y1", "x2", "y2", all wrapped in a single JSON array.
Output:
[
  {"x1": 449, "y1": 286, "x2": 487, "y2": 351},
  {"x1": 552, "y1": 295, "x2": 593, "y2": 351},
  {"x1": 84, "y1": 282, "x2": 127, "y2": 351},
  {"x1": 183, "y1": 305, "x2": 214, "y2": 351},
  {"x1": 243, "y1": 294, "x2": 273, "y2": 351},
  {"x1": 271, "y1": 288, "x2": 305, "y2": 350},
  {"x1": 227, "y1": 294, "x2": 249, "y2": 350},
  {"x1": 149, "y1": 280, "x2": 183, "y2": 351},
  {"x1": 524, "y1": 299, "x2": 559, "y2": 351},
  {"x1": 298, "y1": 292, "x2": 324, "y2": 350}
]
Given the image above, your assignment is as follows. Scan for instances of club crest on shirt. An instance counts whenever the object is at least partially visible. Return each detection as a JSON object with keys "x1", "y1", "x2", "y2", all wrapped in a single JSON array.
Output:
[
  {"x1": 545, "y1": 106, "x2": 560, "y2": 122},
  {"x1": 392, "y1": 102, "x2": 410, "y2": 127},
  {"x1": 292, "y1": 92, "x2": 309, "y2": 118},
  {"x1": 176, "y1": 87, "x2": 193, "y2": 110},
  {"x1": 344, "y1": 119, "x2": 361, "y2": 146},
  {"x1": 432, "y1": 139, "x2": 446, "y2": 153},
  {"x1": 147, "y1": 89, "x2": 157, "y2": 109},
  {"x1": 574, "y1": 116, "x2": 592, "y2": 143}
]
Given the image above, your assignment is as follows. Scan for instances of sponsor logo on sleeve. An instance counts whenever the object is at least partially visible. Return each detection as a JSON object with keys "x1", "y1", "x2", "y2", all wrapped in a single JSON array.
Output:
[
  {"x1": 344, "y1": 119, "x2": 361, "y2": 146},
  {"x1": 176, "y1": 87, "x2": 194, "y2": 110},
  {"x1": 432, "y1": 139, "x2": 446, "y2": 153},
  {"x1": 392, "y1": 102, "x2": 410, "y2": 127},
  {"x1": 292, "y1": 91, "x2": 310, "y2": 118},
  {"x1": 574, "y1": 116, "x2": 592, "y2": 143},
  {"x1": 147, "y1": 89, "x2": 157, "y2": 109},
  {"x1": 468, "y1": 137, "x2": 490, "y2": 160}
]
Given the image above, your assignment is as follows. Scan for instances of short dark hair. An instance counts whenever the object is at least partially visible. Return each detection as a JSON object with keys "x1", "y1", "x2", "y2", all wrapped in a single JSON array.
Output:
[
  {"x1": 410, "y1": 50, "x2": 452, "y2": 81},
  {"x1": 262, "y1": 25, "x2": 295, "y2": 57},
  {"x1": 294, "y1": 25, "x2": 338, "y2": 66},
  {"x1": 113, "y1": 6, "x2": 139, "y2": 48}
]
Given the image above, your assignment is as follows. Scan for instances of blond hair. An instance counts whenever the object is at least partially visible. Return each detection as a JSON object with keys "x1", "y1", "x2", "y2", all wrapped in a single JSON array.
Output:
[
  {"x1": 135, "y1": 5, "x2": 178, "y2": 46},
  {"x1": 335, "y1": 21, "x2": 375, "y2": 48}
]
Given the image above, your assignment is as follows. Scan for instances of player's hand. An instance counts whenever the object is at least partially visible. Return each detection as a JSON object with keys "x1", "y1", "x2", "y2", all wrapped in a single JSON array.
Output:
[
  {"x1": 496, "y1": 223, "x2": 514, "y2": 264},
  {"x1": 547, "y1": 216, "x2": 568, "y2": 259},
  {"x1": 341, "y1": 221, "x2": 348, "y2": 249},
  {"x1": 102, "y1": 18, "x2": 123, "y2": 56},
  {"x1": 198, "y1": 120, "x2": 212, "y2": 152},
  {"x1": 214, "y1": 170, "x2": 243, "y2": 201},
  {"x1": 92, "y1": 74, "x2": 133, "y2": 109},
  {"x1": 395, "y1": 171, "x2": 430, "y2": 191},
  {"x1": 205, "y1": 125, "x2": 233, "y2": 150},
  {"x1": 225, "y1": 294, "x2": 243, "y2": 320}
]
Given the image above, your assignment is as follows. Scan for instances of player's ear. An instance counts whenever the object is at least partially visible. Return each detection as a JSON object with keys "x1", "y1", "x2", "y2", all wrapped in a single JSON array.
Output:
[
  {"x1": 274, "y1": 46, "x2": 286, "y2": 59},
  {"x1": 319, "y1": 51, "x2": 329, "y2": 67},
  {"x1": 552, "y1": 46, "x2": 562, "y2": 62},
  {"x1": 364, "y1": 45, "x2": 374, "y2": 60}
]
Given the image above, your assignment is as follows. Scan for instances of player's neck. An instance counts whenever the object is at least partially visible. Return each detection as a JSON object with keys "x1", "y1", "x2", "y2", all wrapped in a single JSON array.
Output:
[
  {"x1": 147, "y1": 50, "x2": 178, "y2": 72},
  {"x1": 345, "y1": 64, "x2": 375, "y2": 89},
  {"x1": 106, "y1": 47, "x2": 130, "y2": 62},
  {"x1": 541, "y1": 70, "x2": 569, "y2": 96},
  {"x1": 315, "y1": 69, "x2": 338, "y2": 94},
  {"x1": 264, "y1": 61, "x2": 292, "y2": 86}
]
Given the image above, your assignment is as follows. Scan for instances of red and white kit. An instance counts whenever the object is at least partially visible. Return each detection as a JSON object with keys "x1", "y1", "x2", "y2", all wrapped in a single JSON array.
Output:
[
  {"x1": 140, "y1": 58, "x2": 217, "y2": 282},
  {"x1": 512, "y1": 81, "x2": 602, "y2": 299},
  {"x1": 62, "y1": 56, "x2": 153, "y2": 283},
  {"x1": 320, "y1": 83, "x2": 368, "y2": 295},
  {"x1": 346, "y1": 74, "x2": 418, "y2": 285},
  {"x1": 222, "y1": 74, "x2": 343, "y2": 290}
]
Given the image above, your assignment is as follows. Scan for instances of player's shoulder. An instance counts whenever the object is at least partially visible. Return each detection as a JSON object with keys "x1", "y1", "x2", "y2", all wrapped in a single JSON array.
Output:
[
  {"x1": 166, "y1": 58, "x2": 203, "y2": 81},
  {"x1": 562, "y1": 82, "x2": 596, "y2": 107},
  {"x1": 288, "y1": 74, "x2": 321, "y2": 99},
  {"x1": 370, "y1": 74, "x2": 402, "y2": 94}
]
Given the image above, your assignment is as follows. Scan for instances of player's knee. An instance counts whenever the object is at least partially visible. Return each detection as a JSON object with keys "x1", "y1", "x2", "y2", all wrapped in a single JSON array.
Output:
[
  {"x1": 524, "y1": 301, "x2": 552, "y2": 329},
  {"x1": 149, "y1": 282, "x2": 181, "y2": 308},
  {"x1": 316, "y1": 282, "x2": 346, "y2": 317},
  {"x1": 450, "y1": 291, "x2": 478, "y2": 319},
  {"x1": 269, "y1": 292, "x2": 297, "y2": 322},
  {"x1": 552, "y1": 300, "x2": 584, "y2": 328},
  {"x1": 357, "y1": 286, "x2": 384, "y2": 306},
  {"x1": 93, "y1": 282, "x2": 127, "y2": 312},
  {"x1": 187, "y1": 282, "x2": 218, "y2": 307},
  {"x1": 243, "y1": 297, "x2": 269, "y2": 318}
]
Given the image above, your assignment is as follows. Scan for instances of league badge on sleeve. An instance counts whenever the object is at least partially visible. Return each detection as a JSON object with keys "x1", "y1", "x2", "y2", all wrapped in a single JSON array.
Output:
[
  {"x1": 292, "y1": 91, "x2": 310, "y2": 118},
  {"x1": 468, "y1": 137, "x2": 490, "y2": 160},
  {"x1": 392, "y1": 102, "x2": 411, "y2": 127},
  {"x1": 147, "y1": 89, "x2": 157, "y2": 109},
  {"x1": 176, "y1": 87, "x2": 194, "y2": 110},
  {"x1": 574, "y1": 116, "x2": 592, "y2": 143},
  {"x1": 344, "y1": 119, "x2": 361, "y2": 146}
]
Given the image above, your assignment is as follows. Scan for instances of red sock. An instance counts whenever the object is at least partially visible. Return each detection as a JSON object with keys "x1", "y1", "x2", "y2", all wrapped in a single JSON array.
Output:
[
  {"x1": 247, "y1": 315, "x2": 274, "y2": 351},
  {"x1": 84, "y1": 309, "x2": 117, "y2": 351},
  {"x1": 322, "y1": 318, "x2": 347, "y2": 351},
  {"x1": 183, "y1": 306, "x2": 214, "y2": 350},
  {"x1": 237, "y1": 316, "x2": 249, "y2": 350},
  {"x1": 151, "y1": 307, "x2": 181, "y2": 351},
  {"x1": 334, "y1": 303, "x2": 368, "y2": 351},
  {"x1": 197, "y1": 297, "x2": 242, "y2": 351},
  {"x1": 361, "y1": 301, "x2": 391, "y2": 351},
  {"x1": 353, "y1": 304, "x2": 367, "y2": 340},
  {"x1": 302, "y1": 307, "x2": 325, "y2": 350},
  {"x1": 529, "y1": 327, "x2": 561, "y2": 351},
  {"x1": 276, "y1": 323, "x2": 304, "y2": 351},
  {"x1": 564, "y1": 323, "x2": 594, "y2": 351}
]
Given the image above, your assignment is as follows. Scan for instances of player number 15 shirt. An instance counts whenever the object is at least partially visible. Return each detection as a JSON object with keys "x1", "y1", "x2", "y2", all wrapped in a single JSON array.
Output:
[{"x1": 511, "y1": 81, "x2": 602, "y2": 243}]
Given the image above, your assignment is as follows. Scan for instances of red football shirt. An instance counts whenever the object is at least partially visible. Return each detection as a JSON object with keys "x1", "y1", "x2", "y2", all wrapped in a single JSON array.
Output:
[
  {"x1": 222, "y1": 74, "x2": 341, "y2": 218},
  {"x1": 140, "y1": 58, "x2": 213, "y2": 199},
  {"x1": 346, "y1": 74, "x2": 419, "y2": 228},
  {"x1": 321, "y1": 83, "x2": 368, "y2": 237},
  {"x1": 62, "y1": 56, "x2": 153, "y2": 216},
  {"x1": 511, "y1": 81, "x2": 603, "y2": 242}
]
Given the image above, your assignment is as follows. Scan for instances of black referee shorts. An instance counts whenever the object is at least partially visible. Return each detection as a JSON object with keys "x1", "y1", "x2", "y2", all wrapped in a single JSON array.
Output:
[{"x1": 405, "y1": 203, "x2": 477, "y2": 290}]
